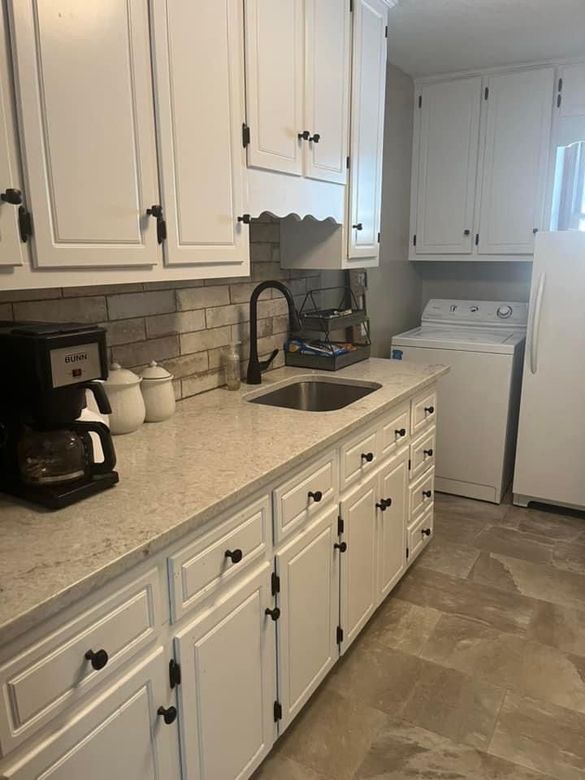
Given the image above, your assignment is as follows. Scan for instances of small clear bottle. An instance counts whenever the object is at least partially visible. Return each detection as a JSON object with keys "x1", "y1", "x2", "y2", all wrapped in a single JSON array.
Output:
[{"x1": 224, "y1": 342, "x2": 242, "y2": 391}]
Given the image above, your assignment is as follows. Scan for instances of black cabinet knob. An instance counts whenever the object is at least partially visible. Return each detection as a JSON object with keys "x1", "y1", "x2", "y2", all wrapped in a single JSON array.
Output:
[
  {"x1": 421, "y1": 528, "x2": 432, "y2": 537},
  {"x1": 157, "y1": 706, "x2": 177, "y2": 725},
  {"x1": 533, "y1": 227, "x2": 539, "y2": 235},
  {"x1": 376, "y1": 500, "x2": 387, "y2": 511},
  {"x1": 361, "y1": 452, "x2": 374, "y2": 463},
  {"x1": 265, "y1": 606, "x2": 281, "y2": 621},
  {"x1": 85, "y1": 649, "x2": 109, "y2": 671},
  {"x1": 334, "y1": 541, "x2": 347, "y2": 553},
  {"x1": 225, "y1": 548, "x2": 243, "y2": 564},
  {"x1": 422, "y1": 490, "x2": 432, "y2": 498},
  {"x1": 146, "y1": 204, "x2": 163, "y2": 219},
  {"x1": 424, "y1": 406, "x2": 435, "y2": 414},
  {"x1": 395, "y1": 428, "x2": 406, "y2": 438},
  {"x1": 464, "y1": 229, "x2": 471, "y2": 236},
  {"x1": 309, "y1": 133, "x2": 320, "y2": 143},
  {"x1": 298, "y1": 130, "x2": 310, "y2": 141},
  {"x1": 308, "y1": 490, "x2": 323, "y2": 503},
  {"x1": 352, "y1": 223, "x2": 363, "y2": 230},
  {"x1": 424, "y1": 449, "x2": 434, "y2": 457},
  {"x1": 237, "y1": 213, "x2": 251, "y2": 224},
  {"x1": 1, "y1": 188, "x2": 22, "y2": 205}
]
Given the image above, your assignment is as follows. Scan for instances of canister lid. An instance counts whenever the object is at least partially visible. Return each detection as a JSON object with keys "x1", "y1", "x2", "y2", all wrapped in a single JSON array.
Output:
[
  {"x1": 140, "y1": 360, "x2": 173, "y2": 382},
  {"x1": 104, "y1": 362, "x2": 142, "y2": 387}
]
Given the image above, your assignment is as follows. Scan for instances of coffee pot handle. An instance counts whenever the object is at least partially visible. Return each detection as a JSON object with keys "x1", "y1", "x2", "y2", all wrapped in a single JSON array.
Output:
[
  {"x1": 83, "y1": 381, "x2": 112, "y2": 415},
  {"x1": 70, "y1": 421, "x2": 117, "y2": 476}
]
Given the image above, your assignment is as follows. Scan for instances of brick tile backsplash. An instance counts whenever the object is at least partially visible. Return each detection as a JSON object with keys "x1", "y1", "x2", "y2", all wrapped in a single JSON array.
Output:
[{"x1": 0, "y1": 218, "x2": 337, "y2": 401}]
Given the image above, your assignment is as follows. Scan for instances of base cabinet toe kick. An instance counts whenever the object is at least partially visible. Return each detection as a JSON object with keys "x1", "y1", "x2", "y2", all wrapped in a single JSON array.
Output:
[{"x1": 0, "y1": 385, "x2": 437, "y2": 780}]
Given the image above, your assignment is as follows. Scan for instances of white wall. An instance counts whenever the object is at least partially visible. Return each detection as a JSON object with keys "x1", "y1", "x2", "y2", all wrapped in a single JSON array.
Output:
[
  {"x1": 418, "y1": 261, "x2": 533, "y2": 306},
  {"x1": 366, "y1": 63, "x2": 422, "y2": 357}
]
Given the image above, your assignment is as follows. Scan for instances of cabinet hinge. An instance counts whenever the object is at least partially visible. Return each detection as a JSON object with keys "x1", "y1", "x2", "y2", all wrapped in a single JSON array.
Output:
[
  {"x1": 484, "y1": 86, "x2": 489, "y2": 100},
  {"x1": 169, "y1": 659, "x2": 181, "y2": 689},
  {"x1": 418, "y1": 95, "x2": 422, "y2": 109},
  {"x1": 271, "y1": 571, "x2": 281, "y2": 596},
  {"x1": 242, "y1": 122, "x2": 251, "y2": 148},
  {"x1": 406, "y1": 547, "x2": 409, "y2": 560},
  {"x1": 557, "y1": 93, "x2": 562, "y2": 109},
  {"x1": 336, "y1": 626, "x2": 344, "y2": 645},
  {"x1": 385, "y1": 25, "x2": 388, "y2": 38},
  {"x1": 337, "y1": 515, "x2": 344, "y2": 535},
  {"x1": 273, "y1": 700, "x2": 283, "y2": 722},
  {"x1": 475, "y1": 233, "x2": 479, "y2": 246},
  {"x1": 18, "y1": 206, "x2": 32, "y2": 243},
  {"x1": 413, "y1": 234, "x2": 417, "y2": 247}
]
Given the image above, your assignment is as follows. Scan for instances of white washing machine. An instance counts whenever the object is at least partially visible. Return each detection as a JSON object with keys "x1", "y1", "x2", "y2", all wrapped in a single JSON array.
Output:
[{"x1": 392, "y1": 299, "x2": 528, "y2": 503}]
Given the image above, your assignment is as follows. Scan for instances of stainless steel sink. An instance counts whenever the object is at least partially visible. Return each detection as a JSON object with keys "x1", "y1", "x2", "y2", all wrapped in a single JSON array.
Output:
[{"x1": 247, "y1": 378, "x2": 381, "y2": 412}]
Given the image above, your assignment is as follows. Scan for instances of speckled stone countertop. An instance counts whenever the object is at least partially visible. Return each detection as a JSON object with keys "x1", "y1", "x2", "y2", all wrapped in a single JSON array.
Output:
[{"x1": 0, "y1": 358, "x2": 448, "y2": 647}]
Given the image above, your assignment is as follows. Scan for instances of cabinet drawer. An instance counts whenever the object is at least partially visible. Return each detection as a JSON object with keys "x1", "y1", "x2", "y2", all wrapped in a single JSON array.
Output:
[
  {"x1": 411, "y1": 388, "x2": 437, "y2": 436},
  {"x1": 169, "y1": 494, "x2": 271, "y2": 620},
  {"x1": 409, "y1": 467, "x2": 435, "y2": 519},
  {"x1": 408, "y1": 506, "x2": 434, "y2": 565},
  {"x1": 0, "y1": 568, "x2": 162, "y2": 755},
  {"x1": 274, "y1": 452, "x2": 338, "y2": 542},
  {"x1": 410, "y1": 427, "x2": 436, "y2": 480},
  {"x1": 340, "y1": 427, "x2": 378, "y2": 491},
  {"x1": 378, "y1": 403, "x2": 410, "y2": 460}
]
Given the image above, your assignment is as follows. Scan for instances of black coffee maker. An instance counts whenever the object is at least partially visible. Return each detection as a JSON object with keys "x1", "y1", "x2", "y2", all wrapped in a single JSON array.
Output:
[{"x1": 0, "y1": 321, "x2": 119, "y2": 509}]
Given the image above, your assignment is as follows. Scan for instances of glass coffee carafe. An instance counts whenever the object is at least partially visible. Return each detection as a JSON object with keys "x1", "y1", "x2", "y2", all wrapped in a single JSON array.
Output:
[{"x1": 17, "y1": 421, "x2": 116, "y2": 486}]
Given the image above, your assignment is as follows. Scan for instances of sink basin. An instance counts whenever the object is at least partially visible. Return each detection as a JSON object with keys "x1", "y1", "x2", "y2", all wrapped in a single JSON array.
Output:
[{"x1": 247, "y1": 378, "x2": 382, "y2": 412}]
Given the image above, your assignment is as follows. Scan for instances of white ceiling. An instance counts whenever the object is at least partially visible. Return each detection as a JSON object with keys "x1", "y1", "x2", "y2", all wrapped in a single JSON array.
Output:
[{"x1": 388, "y1": 0, "x2": 585, "y2": 77}]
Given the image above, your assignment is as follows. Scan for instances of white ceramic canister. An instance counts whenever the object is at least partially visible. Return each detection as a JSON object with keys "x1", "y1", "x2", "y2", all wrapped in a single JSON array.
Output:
[
  {"x1": 140, "y1": 361, "x2": 176, "y2": 422},
  {"x1": 103, "y1": 363, "x2": 146, "y2": 435}
]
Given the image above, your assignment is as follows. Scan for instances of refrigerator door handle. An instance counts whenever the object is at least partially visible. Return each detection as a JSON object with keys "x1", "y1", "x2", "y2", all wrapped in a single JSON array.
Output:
[{"x1": 528, "y1": 273, "x2": 546, "y2": 375}]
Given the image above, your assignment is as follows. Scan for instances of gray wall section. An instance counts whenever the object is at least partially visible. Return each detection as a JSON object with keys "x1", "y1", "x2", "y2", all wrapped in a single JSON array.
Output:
[
  {"x1": 367, "y1": 64, "x2": 422, "y2": 358},
  {"x1": 418, "y1": 261, "x2": 533, "y2": 307}
]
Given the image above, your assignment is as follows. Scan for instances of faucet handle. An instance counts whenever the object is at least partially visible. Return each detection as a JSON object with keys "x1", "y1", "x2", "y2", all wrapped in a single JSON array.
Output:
[{"x1": 258, "y1": 349, "x2": 279, "y2": 372}]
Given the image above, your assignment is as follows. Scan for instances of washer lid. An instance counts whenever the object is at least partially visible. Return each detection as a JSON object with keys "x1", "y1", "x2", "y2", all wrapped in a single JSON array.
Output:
[{"x1": 392, "y1": 325, "x2": 526, "y2": 354}]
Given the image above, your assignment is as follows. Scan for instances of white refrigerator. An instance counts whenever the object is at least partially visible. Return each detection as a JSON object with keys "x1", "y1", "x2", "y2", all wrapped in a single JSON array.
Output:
[{"x1": 513, "y1": 230, "x2": 585, "y2": 510}]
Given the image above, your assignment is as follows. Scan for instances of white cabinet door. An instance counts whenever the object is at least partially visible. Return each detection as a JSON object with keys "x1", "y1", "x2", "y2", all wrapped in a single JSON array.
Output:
[
  {"x1": 0, "y1": 6, "x2": 26, "y2": 268},
  {"x1": 304, "y1": 0, "x2": 350, "y2": 184},
  {"x1": 348, "y1": 0, "x2": 387, "y2": 260},
  {"x1": 376, "y1": 452, "x2": 408, "y2": 603},
  {"x1": 339, "y1": 474, "x2": 377, "y2": 652},
  {"x1": 477, "y1": 67, "x2": 554, "y2": 255},
  {"x1": 245, "y1": 0, "x2": 304, "y2": 176},
  {"x1": 414, "y1": 78, "x2": 481, "y2": 254},
  {"x1": 275, "y1": 506, "x2": 339, "y2": 732},
  {"x1": 151, "y1": 0, "x2": 249, "y2": 269},
  {"x1": 1, "y1": 649, "x2": 178, "y2": 780},
  {"x1": 9, "y1": 0, "x2": 160, "y2": 268},
  {"x1": 558, "y1": 63, "x2": 585, "y2": 119},
  {"x1": 175, "y1": 564, "x2": 276, "y2": 780}
]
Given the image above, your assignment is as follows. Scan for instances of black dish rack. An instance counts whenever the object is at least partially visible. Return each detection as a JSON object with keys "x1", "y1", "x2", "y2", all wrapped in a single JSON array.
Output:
[{"x1": 285, "y1": 286, "x2": 371, "y2": 371}]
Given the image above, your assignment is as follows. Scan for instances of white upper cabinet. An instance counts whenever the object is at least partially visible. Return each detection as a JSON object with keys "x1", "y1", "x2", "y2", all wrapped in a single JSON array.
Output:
[
  {"x1": 245, "y1": 0, "x2": 304, "y2": 176},
  {"x1": 477, "y1": 67, "x2": 554, "y2": 255},
  {"x1": 9, "y1": 0, "x2": 160, "y2": 269},
  {"x1": 151, "y1": 0, "x2": 249, "y2": 270},
  {"x1": 304, "y1": 0, "x2": 350, "y2": 184},
  {"x1": 414, "y1": 77, "x2": 481, "y2": 254},
  {"x1": 348, "y1": 0, "x2": 388, "y2": 260},
  {"x1": 0, "y1": 6, "x2": 25, "y2": 268},
  {"x1": 557, "y1": 63, "x2": 585, "y2": 120}
]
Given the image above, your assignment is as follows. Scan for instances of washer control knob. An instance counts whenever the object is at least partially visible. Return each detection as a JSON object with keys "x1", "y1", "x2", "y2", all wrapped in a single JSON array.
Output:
[{"x1": 497, "y1": 305, "x2": 513, "y2": 319}]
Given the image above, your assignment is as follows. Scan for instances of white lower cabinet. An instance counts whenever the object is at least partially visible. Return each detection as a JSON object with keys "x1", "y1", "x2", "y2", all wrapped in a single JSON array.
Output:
[
  {"x1": 174, "y1": 563, "x2": 276, "y2": 780},
  {"x1": 274, "y1": 506, "x2": 339, "y2": 732},
  {"x1": 376, "y1": 451, "x2": 409, "y2": 602},
  {"x1": 1, "y1": 648, "x2": 178, "y2": 780}
]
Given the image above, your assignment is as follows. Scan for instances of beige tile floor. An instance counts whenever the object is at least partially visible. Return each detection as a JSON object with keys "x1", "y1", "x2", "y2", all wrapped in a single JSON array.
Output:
[{"x1": 254, "y1": 492, "x2": 585, "y2": 780}]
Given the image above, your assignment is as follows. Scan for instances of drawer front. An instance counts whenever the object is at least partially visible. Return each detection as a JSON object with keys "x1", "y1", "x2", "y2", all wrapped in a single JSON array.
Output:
[
  {"x1": 409, "y1": 467, "x2": 435, "y2": 519},
  {"x1": 378, "y1": 403, "x2": 410, "y2": 460},
  {"x1": 274, "y1": 452, "x2": 338, "y2": 542},
  {"x1": 0, "y1": 568, "x2": 162, "y2": 755},
  {"x1": 410, "y1": 427, "x2": 436, "y2": 480},
  {"x1": 340, "y1": 427, "x2": 378, "y2": 491},
  {"x1": 411, "y1": 388, "x2": 437, "y2": 436},
  {"x1": 169, "y1": 494, "x2": 271, "y2": 620},
  {"x1": 408, "y1": 506, "x2": 434, "y2": 565}
]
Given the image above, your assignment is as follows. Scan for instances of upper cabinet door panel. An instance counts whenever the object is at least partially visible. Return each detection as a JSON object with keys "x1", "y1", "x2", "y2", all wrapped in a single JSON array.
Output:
[
  {"x1": 245, "y1": 0, "x2": 304, "y2": 176},
  {"x1": 152, "y1": 0, "x2": 249, "y2": 269},
  {"x1": 348, "y1": 0, "x2": 387, "y2": 259},
  {"x1": 304, "y1": 0, "x2": 350, "y2": 184},
  {"x1": 558, "y1": 63, "x2": 585, "y2": 119},
  {"x1": 477, "y1": 67, "x2": 554, "y2": 255},
  {"x1": 415, "y1": 77, "x2": 481, "y2": 254},
  {"x1": 0, "y1": 5, "x2": 26, "y2": 268},
  {"x1": 9, "y1": 0, "x2": 160, "y2": 268}
]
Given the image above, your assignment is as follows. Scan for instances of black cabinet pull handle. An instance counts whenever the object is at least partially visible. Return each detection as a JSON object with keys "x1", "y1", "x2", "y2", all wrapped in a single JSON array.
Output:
[
  {"x1": 421, "y1": 528, "x2": 432, "y2": 537},
  {"x1": 298, "y1": 130, "x2": 310, "y2": 141},
  {"x1": 225, "y1": 548, "x2": 243, "y2": 564},
  {"x1": 146, "y1": 204, "x2": 162, "y2": 219},
  {"x1": 424, "y1": 406, "x2": 435, "y2": 414},
  {"x1": 376, "y1": 500, "x2": 388, "y2": 511},
  {"x1": 334, "y1": 542, "x2": 347, "y2": 553},
  {"x1": 157, "y1": 706, "x2": 177, "y2": 725},
  {"x1": 309, "y1": 133, "x2": 320, "y2": 143},
  {"x1": 361, "y1": 452, "x2": 374, "y2": 463},
  {"x1": 422, "y1": 490, "x2": 432, "y2": 498},
  {"x1": 237, "y1": 213, "x2": 251, "y2": 224},
  {"x1": 1, "y1": 188, "x2": 22, "y2": 205},
  {"x1": 352, "y1": 223, "x2": 363, "y2": 230},
  {"x1": 395, "y1": 428, "x2": 406, "y2": 438},
  {"x1": 265, "y1": 607, "x2": 281, "y2": 621},
  {"x1": 308, "y1": 490, "x2": 323, "y2": 503},
  {"x1": 424, "y1": 449, "x2": 434, "y2": 457},
  {"x1": 85, "y1": 649, "x2": 109, "y2": 671},
  {"x1": 146, "y1": 204, "x2": 166, "y2": 243}
]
